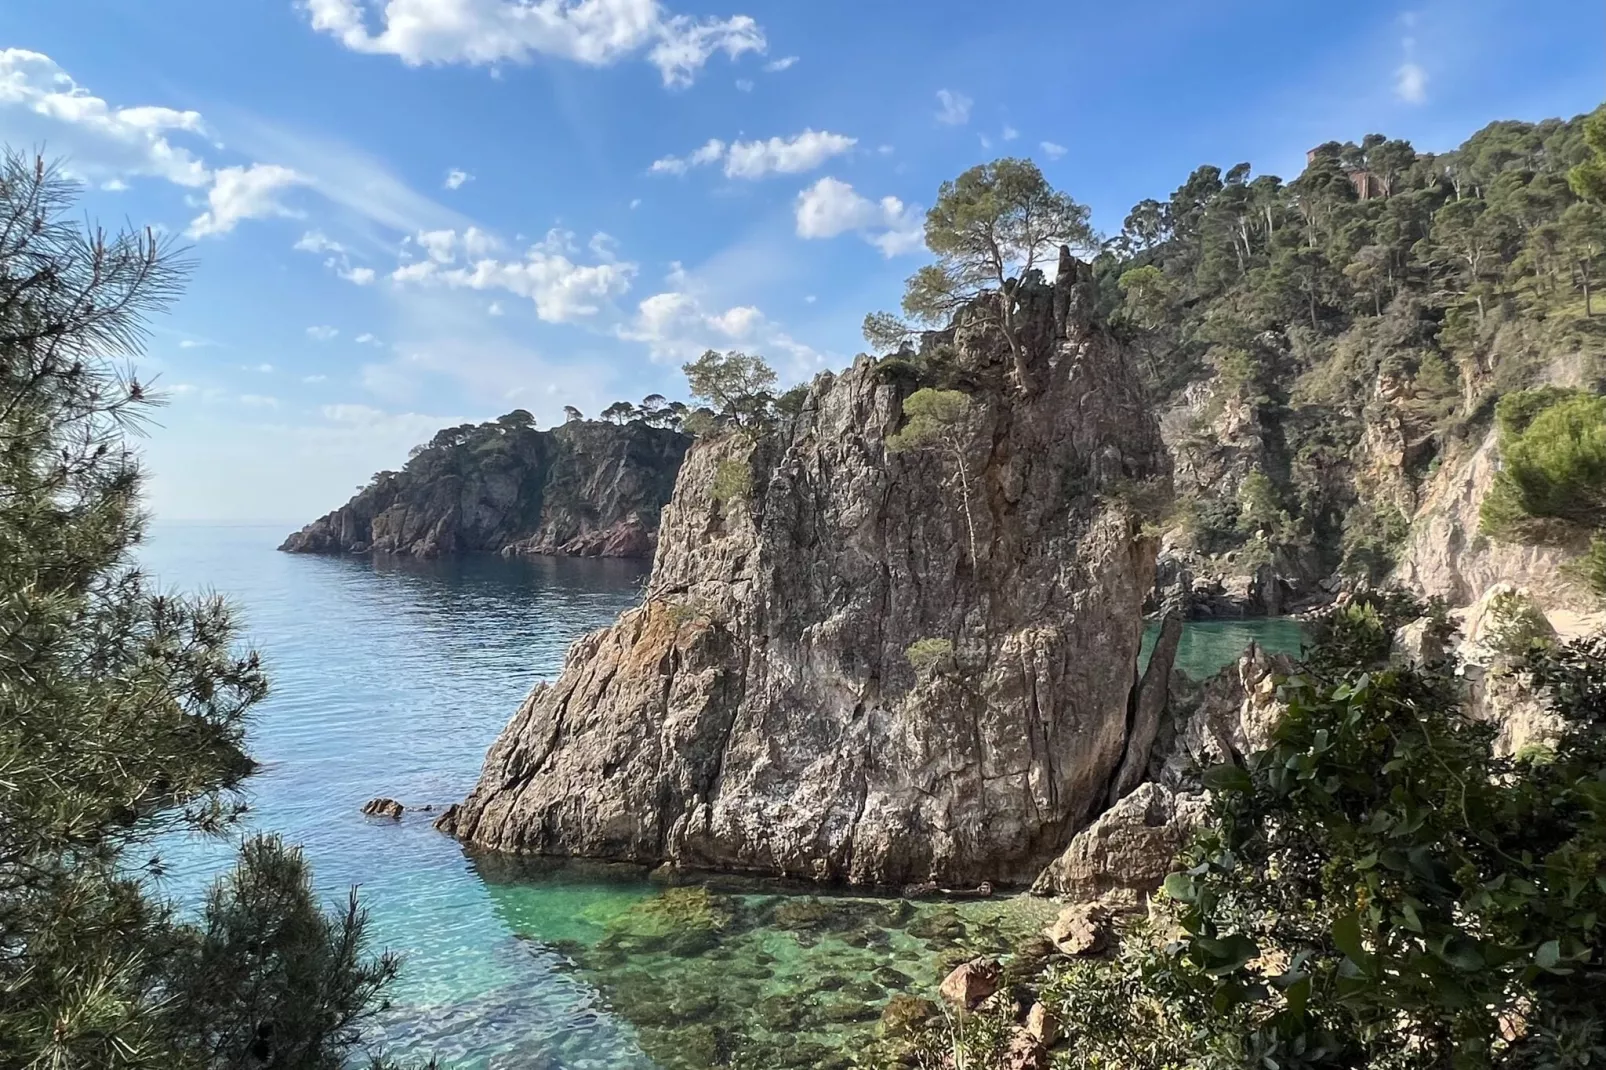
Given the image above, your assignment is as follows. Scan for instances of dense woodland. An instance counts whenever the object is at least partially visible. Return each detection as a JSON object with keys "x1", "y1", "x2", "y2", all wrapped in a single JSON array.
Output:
[{"x1": 1089, "y1": 111, "x2": 1606, "y2": 583}]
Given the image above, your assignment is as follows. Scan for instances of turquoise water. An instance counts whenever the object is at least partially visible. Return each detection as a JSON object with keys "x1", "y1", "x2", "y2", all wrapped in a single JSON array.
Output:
[
  {"x1": 1144, "y1": 616, "x2": 1306, "y2": 679},
  {"x1": 142, "y1": 524, "x2": 1301, "y2": 1068}
]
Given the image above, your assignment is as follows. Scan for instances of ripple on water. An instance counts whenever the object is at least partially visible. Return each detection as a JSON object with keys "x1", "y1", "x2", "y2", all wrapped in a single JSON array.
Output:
[{"x1": 142, "y1": 524, "x2": 1303, "y2": 1069}]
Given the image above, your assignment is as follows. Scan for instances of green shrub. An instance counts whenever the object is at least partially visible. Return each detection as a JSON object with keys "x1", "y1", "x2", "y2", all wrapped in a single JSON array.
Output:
[
  {"x1": 905, "y1": 638, "x2": 955, "y2": 675},
  {"x1": 1481, "y1": 391, "x2": 1606, "y2": 538},
  {"x1": 709, "y1": 459, "x2": 751, "y2": 508},
  {"x1": 1483, "y1": 587, "x2": 1556, "y2": 657}
]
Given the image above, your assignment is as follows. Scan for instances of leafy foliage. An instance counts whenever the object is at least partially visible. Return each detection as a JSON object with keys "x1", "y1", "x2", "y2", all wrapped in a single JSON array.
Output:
[
  {"x1": 708, "y1": 458, "x2": 751, "y2": 509},
  {"x1": 904, "y1": 638, "x2": 955, "y2": 675},
  {"x1": 1097, "y1": 111, "x2": 1604, "y2": 577},
  {"x1": 890, "y1": 158, "x2": 1094, "y2": 389},
  {"x1": 681, "y1": 349, "x2": 779, "y2": 431},
  {"x1": 0, "y1": 153, "x2": 420, "y2": 1068},
  {"x1": 1481, "y1": 389, "x2": 1606, "y2": 538}
]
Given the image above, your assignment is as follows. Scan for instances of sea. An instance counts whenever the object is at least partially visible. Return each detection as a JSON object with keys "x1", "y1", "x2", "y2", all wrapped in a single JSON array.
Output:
[{"x1": 140, "y1": 522, "x2": 1304, "y2": 1070}]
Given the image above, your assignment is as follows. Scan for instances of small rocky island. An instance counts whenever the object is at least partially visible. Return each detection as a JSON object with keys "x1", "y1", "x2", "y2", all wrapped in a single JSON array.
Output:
[
  {"x1": 280, "y1": 414, "x2": 690, "y2": 558},
  {"x1": 438, "y1": 255, "x2": 1177, "y2": 887}
]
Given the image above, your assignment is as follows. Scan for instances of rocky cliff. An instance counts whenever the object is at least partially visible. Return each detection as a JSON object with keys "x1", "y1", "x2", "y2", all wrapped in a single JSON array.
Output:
[
  {"x1": 439, "y1": 260, "x2": 1172, "y2": 887},
  {"x1": 280, "y1": 418, "x2": 690, "y2": 559}
]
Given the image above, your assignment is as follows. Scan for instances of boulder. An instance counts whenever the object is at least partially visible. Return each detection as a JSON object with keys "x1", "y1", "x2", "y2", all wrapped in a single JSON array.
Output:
[
  {"x1": 939, "y1": 958, "x2": 1001, "y2": 1009},
  {"x1": 1005, "y1": 1029, "x2": 1050, "y2": 1070},
  {"x1": 1044, "y1": 902, "x2": 1112, "y2": 957},
  {"x1": 1024, "y1": 1002, "x2": 1061, "y2": 1047},
  {"x1": 361, "y1": 798, "x2": 404, "y2": 819}
]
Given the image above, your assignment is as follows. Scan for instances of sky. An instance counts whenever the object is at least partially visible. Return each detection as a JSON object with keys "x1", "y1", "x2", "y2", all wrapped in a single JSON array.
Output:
[{"x1": 0, "y1": 0, "x2": 1600, "y2": 522}]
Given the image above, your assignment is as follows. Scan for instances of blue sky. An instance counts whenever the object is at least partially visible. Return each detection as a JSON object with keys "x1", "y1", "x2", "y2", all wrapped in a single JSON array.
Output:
[{"x1": 1, "y1": 0, "x2": 1599, "y2": 521}]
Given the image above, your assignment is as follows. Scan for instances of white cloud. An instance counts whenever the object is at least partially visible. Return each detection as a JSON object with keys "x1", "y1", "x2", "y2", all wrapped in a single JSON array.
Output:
[
  {"x1": 0, "y1": 49, "x2": 211, "y2": 188},
  {"x1": 629, "y1": 197, "x2": 641, "y2": 209},
  {"x1": 302, "y1": 0, "x2": 766, "y2": 88},
  {"x1": 188, "y1": 164, "x2": 305, "y2": 238},
  {"x1": 178, "y1": 339, "x2": 207, "y2": 349},
  {"x1": 341, "y1": 265, "x2": 377, "y2": 285},
  {"x1": 488, "y1": 300, "x2": 504, "y2": 315},
  {"x1": 619, "y1": 288, "x2": 821, "y2": 374},
  {"x1": 935, "y1": 89, "x2": 972, "y2": 126},
  {"x1": 1040, "y1": 141, "x2": 1067, "y2": 160},
  {"x1": 763, "y1": 55, "x2": 798, "y2": 72},
  {"x1": 238, "y1": 394, "x2": 280, "y2": 408},
  {"x1": 355, "y1": 332, "x2": 381, "y2": 344},
  {"x1": 1395, "y1": 61, "x2": 1427, "y2": 104},
  {"x1": 1002, "y1": 125, "x2": 1019, "y2": 141},
  {"x1": 445, "y1": 167, "x2": 473, "y2": 189},
  {"x1": 247, "y1": 362, "x2": 275, "y2": 373},
  {"x1": 652, "y1": 129, "x2": 854, "y2": 179},
  {"x1": 307, "y1": 325, "x2": 340, "y2": 341},
  {"x1": 794, "y1": 177, "x2": 923, "y2": 257},
  {"x1": 1395, "y1": 25, "x2": 1427, "y2": 104},
  {"x1": 735, "y1": 78, "x2": 753, "y2": 92},
  {"x1": 388, "y1": 226, "x2": 636, "y2": 323},
  {"x1": 303, "y1": 374, "x2": 329, "y2": 383},
  {"x1": 295, "y1": 230, "x2": 344, "y2": 254}
]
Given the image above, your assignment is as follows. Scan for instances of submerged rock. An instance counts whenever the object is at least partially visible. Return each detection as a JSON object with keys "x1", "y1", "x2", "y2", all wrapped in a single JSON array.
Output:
[
  {"x1": 360, "y1": 797, "x2": 404, "y2": 819},
  {"x1": 442, "y1": 261, "x2": 1170, "y2": 887}
]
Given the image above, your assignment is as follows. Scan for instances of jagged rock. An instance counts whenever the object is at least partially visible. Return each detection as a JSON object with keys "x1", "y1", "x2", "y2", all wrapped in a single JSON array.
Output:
[
  {"x1": 1110, "y1": 611, "x2": 1182, "y2": 804},
  {"x1": 441, "y1": 266, "x2": 1171, "y2": 886},
  {"x1": 1043, "y1": 902, "x2": 1111, "y2": 956},
  {"x1": 1033, "y1": 643, "x2": 1291, "y2": 904},
  {"x1": 1029, "y1": 782, "x2": 1201, "y2": 905},
  {"x1": 939, "y1": 958, "x2": 1001, "y2": 1008},
  {"x1": 281, "y1": 420, "x2": 689, "y2": 559},
  {"x1": 1024, "y1": 1003, "x2": 1061, "y2": 1047},
  {"x1": 361, "y1": 797, "x2": 404, "y2": 819}
]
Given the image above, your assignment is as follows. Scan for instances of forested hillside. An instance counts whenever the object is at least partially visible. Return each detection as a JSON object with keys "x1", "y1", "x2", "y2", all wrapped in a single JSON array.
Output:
[{"x1": 1091, "y1": 111, "x2": 1606, "y2": 613}]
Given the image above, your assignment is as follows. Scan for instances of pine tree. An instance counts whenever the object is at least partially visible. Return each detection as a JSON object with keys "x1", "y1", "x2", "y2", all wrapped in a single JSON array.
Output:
[{"x1": 0, "y1": 152, "x2": 420, "y2": 1069}]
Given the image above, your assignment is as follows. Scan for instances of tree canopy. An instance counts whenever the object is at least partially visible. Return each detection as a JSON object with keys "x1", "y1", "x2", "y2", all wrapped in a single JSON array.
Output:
[{"x1": 892, "y1": 158, "x2": 1094, "y2": 391}]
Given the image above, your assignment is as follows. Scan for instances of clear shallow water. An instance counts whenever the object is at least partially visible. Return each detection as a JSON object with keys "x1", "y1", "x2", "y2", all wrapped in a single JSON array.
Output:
[{"x1": 143, "y1": 523, "x2": 1302, "y2": 1068}]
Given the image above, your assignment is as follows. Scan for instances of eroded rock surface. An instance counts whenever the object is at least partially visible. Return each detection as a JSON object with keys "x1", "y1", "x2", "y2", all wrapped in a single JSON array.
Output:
[{"x1": 441, "y1": 264, "x2": 1170, "y2": 887}]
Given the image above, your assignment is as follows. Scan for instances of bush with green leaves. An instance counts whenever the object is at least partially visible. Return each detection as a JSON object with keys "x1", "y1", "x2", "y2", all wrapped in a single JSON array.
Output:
[
  {"x1": 1481, "y1": 389, "x2": 1606, "y2": 539},
  {"x1": 905, "y1": 638, "x2": 956, "y2": 675},
  {"x1": 0, "y1": 153, "x2": 418, "y2": 1069},
  {"x1": 709, "y1": 458, "x2": 751, "y2": 509},
  {"x1": 1053, "y1": 601, "x2": 1602, "y2": 1069}
]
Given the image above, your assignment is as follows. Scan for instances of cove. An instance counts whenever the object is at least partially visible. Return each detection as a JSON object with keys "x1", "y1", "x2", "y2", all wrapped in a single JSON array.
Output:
[{"x1": 143, "y1": 523, "x2": 1304, "y2": 1068}]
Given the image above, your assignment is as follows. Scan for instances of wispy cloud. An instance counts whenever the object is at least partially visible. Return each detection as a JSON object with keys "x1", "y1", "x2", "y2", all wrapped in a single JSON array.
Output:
[{"x1": 935, "y1": 89, "x2": 972, "y2": 126}]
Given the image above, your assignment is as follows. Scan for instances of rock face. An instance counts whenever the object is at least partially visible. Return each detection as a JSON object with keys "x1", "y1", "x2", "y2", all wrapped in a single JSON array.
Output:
[
  {"x1": 280, "y1": 419, "x2": 689, "y2": 559},
  {"x1": 440, "y1": 262, "x2": 1171, "y2": 887},
  {"x1": 1393, "y1": 427, "x2": 1594, "y2": 614},
  {"x1": 1032, "y1": 642, "x2": 1291, "y2": 904}
]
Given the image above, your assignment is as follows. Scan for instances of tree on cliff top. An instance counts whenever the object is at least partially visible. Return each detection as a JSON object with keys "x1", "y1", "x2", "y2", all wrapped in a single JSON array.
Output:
[
  {"x1": 885, "y1": 158, "x2": 1095, "y2": 392},
  {"x1": 681, "y1": 349, "x2": 777, "y2": 430},
  {"x1": 0, "y1": 152, "x2": 416, "y2": 1068}
]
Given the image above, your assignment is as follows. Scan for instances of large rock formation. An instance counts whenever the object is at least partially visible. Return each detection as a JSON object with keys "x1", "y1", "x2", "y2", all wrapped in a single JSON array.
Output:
[
  {"x1": 280, "y1": 418, "x2": 689, "y2": 559},
  {"x1": 439, "y1": 261, "x2": 1171, "y2": 887}
]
